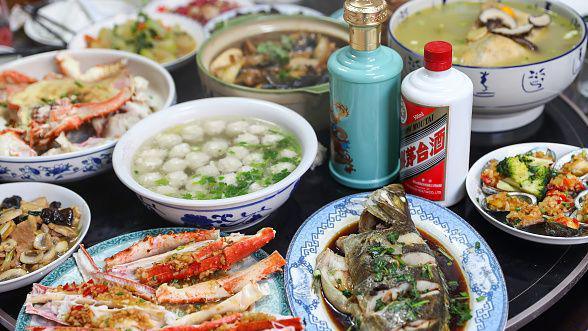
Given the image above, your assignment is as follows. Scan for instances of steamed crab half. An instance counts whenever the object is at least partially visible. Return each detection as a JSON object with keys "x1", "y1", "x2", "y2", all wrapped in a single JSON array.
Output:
[{"x1": 0, "y1": 53, "x2": 161, "y2": 157}]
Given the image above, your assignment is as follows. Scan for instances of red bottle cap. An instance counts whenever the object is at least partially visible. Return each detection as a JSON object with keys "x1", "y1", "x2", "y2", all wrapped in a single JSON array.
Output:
[{"x1": 424, "y1": 41, "x2": 452, "y2": 71}]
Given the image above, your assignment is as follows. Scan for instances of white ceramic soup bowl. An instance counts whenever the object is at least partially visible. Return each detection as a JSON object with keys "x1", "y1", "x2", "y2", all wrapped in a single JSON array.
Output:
[
  {"x1": 0, "y1": 49, "x2": 175, "y2": 183},
  {"x1": 69, "y1": 12, "x2": 206, "y2": 71},
  {"x1": 388, "y1": 0, "x2": 587, "y2": 132},
  {"x1": 0, "y1": 182, "x2": 91, "y2": 293},
  {"x1": 113, "y1": 97, "x2": 318, "y2": 231}
]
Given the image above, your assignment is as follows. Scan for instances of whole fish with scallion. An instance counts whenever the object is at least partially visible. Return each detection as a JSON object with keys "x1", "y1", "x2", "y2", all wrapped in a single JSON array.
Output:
[{"x1": 315, "y1": 184, "x2": 475, "y2": 330}]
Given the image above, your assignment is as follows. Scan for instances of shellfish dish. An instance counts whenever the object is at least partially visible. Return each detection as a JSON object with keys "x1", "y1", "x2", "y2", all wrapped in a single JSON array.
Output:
[
  {"x1": 314, "y1": 184, "x2": 472, "y2": 330},
  {"x1": 24, "y1": 227, "x2": 303, "y2": 330},
  {"x1": 0, "y1": 53, "x2": 162, "y2": 157},
  {"x1": 210, "y1": 32, "x2": 341, "y2": 89},
  {"x1": 0, "y1": 195, "x2": 81, "y2": 282},
  {"x1": 155, "y1": 0, "x2": 244, "y2": 24},
  {"x1": 132, "y1": 116, "x2": 301, "y2": 200},
  {"x1": 479, "y1": 147, "x2": 588, "y2": 237},
  {"x1": 85, "y1": 13, "x2": 197, "y2": 65},
  {"x1": 394, "y1": 1, "x2": 582, "y2": 67}
]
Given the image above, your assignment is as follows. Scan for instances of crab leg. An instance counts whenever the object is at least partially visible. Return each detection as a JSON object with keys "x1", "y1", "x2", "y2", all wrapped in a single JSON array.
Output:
[
  {"x1": 56, "y1": 52, "x2": 127, "y2": 83},
  {"x1": 105, "y1": 229, "x2": 220, "y2": 269},
  {"x1": 137, "y1": 228, "x2": 276, "y2": 286},
  {"x1": 74, "y1": 245, "x2": 156, "y2": 301},
  {"x1": 28, "y1": 327, "x2": 116, "y2": 331},
  {"x1": 160, "y1": 313, "x2": 303, "y2": 331},
  {"x1": 108, "y1": 239, "x2": 219, "y2": 279},
  {"x1": 160, "y1": 314, "x2": 243, "y2": 331},
  {"x1": 156, "y1": 251, "x2": 286, "y2": 304},
  {"x1": 0, "y1": 70, "x2": 36, "y2": 84},
  {"x1": 170, "y1": 282, "x2": 269, "y2": 326}
]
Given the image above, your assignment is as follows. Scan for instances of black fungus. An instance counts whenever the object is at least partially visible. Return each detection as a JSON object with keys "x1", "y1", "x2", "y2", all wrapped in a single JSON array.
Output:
[
  {"x1": 40, "y1": 204, "x2": 73, "y2": 226},
  {"x1": 1, "y1": 195, "x2": 22, "y2": 210},
  {"x1": 14, "y1": 214, "x2": 28, "y2": 224},
  {"x1": 49, "y1": 201, "x2": 62, "y2": 209}
]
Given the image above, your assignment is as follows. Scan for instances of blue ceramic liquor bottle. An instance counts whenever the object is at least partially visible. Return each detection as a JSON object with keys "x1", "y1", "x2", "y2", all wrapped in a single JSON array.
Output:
[{"x1": 327, "y1": 0, "x2": 403, "y2": 189}]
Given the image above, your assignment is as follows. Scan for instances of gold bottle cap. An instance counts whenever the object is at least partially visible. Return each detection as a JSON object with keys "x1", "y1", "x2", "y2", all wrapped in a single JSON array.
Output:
[{"x1": 344, "y1": 0, "x2": 389, "y2": 27}]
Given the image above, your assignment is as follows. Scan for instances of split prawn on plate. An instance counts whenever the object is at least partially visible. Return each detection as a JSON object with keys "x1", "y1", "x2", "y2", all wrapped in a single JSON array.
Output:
[
  {"x1": 18, "y1": 227, "x2": 301, "y2": 330},
  {"x1": 0, "y1": 52, "x2": 162, "y2": 157}
]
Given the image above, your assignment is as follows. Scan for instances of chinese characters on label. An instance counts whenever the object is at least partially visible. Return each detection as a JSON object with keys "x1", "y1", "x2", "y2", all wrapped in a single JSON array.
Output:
[{"x1": 400, "y1": 98, "x2": 449, "y2": 201}]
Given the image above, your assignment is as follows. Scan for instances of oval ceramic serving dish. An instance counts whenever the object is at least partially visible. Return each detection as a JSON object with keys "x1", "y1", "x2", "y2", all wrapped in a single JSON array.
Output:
[
  {"x1": 0, "y1": 182, "x2": 91, "y2": 293},
  {"x1": 466, "y1": 142, "x2": 587, "y2": 245},
  {"x1": 15, "y1": 227, "x2": 290, "y2": 329},
  {"x1": 69, "y1": 12, "x2": 206, "y2": 71},
  {"x1": 0, "y1": 49, "x2": 176, "y2": 183},
  {"x1": 285, "y1": 193, "x2": 508, "y2": 331}
]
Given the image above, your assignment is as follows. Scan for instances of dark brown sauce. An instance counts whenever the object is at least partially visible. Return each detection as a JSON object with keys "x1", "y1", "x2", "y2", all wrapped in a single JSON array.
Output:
[{"x1": 323, "y1": 222, "x2": 468, "y2": 331}]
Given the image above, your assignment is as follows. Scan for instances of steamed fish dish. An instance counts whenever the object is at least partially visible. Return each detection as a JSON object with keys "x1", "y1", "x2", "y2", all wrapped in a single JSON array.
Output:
[
  {"x1": 394, "y1": 1, "x2": 582, "y2": 66},
  {"x1": 480, "y1": 148, "x2": 588, "y2": 237},
  {"x1": 85, "y1": 13, "x2": 196, "y2": 64},
  {"x1": 315, "y1": 185, "x2": 470, "y2": 330},
  {"x1": 0, "y1": 195, "x2": 80, "y2": 282},
  {"x1": 210, "y1": 32, "x2": 341, "y2": 89},
  {"x1": 24, "y1": 227, "x2": 303, "y2": 330},
  {"x1": 133, "y1": 117, "x2": 301, "y2": 200},
  {"x1": 0, "y1": 53, "x2": 161, "y2": 157}
]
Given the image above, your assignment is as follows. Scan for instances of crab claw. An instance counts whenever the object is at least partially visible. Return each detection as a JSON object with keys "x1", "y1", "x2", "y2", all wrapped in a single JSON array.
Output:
[
  {"x1": 156, "y1": 251, "x2": 286, "y2": 304},
  {"x1": 137, "y1": 228, "x2": 276, "y2": 286},
  {"x1": 0, "y1": 130, "x2": 37, "y2": 156},
  {"x1": 56, "y1": 52, "x2": 128, "y2": 83},
  {"x1": 105, "y1": 229, "x2": 220, "y2": 269},
  {"x1": 30, "y1": 73, "x2": 134, "y2": 147}
]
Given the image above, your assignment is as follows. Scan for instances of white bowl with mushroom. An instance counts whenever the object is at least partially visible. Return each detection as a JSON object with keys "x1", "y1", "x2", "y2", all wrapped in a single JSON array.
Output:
[
  {"x1": 0, "y1": 183, "x2": 91, "y2": 293},
  {"x1": 113, "y1": 97, "x2": 317, "y2": 231},
  {"x1": 388, "y1": 0, "x2": 587, "y2": 132}
]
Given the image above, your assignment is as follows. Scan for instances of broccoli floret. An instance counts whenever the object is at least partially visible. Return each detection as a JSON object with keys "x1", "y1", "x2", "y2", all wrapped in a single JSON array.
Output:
[
  {"x1": 497, "y1": 155, "x2": 550, "y2": 198},
  {"x1": 497, "y1": 156, "x2": 530, "y2": 183},
  {"x1": 520, "y1": 165, "x2": 550, "y2": 198},
  {"x1": 519, "y1": 152, "x2": 553, "y2": 167}
]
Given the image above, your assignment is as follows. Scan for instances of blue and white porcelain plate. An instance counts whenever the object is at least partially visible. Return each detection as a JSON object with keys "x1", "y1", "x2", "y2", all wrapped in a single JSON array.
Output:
[
  {"x1": 16, "y1": 227, "x2": 290, "y2": 330},
  {"x1": 285, "y1": 193, "x2": 508, "y2": 331}
]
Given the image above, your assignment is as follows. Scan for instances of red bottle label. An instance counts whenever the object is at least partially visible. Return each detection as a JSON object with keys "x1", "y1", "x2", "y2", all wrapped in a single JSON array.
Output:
[{"x1": 399, "y1": 96, "x2": 449, "y2": 201}]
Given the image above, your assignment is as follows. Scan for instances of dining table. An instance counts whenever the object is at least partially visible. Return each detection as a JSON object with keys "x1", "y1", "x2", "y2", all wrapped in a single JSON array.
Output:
[{"x1": 1, "y1": 1, "x2": 588, "y2": 330}]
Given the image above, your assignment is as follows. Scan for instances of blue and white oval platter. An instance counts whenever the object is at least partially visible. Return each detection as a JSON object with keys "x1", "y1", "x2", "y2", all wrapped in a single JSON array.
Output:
[
  {"x1": 16, "y1": 227, "x2": 290, "y2": 330},
  {"x1": 285, "y1": 193, "x2": 508, "y2": 331}
]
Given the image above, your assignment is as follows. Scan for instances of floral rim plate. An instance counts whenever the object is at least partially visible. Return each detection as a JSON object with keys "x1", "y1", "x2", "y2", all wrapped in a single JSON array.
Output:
[
  {"x1": 15, "y1": 227, "x2": 290, "y2": 330},
  {"x1": 285, "y1": 193, "x2": 508, "y2": 331},
  {"x1": 465, "y1": 142, "x2": 586, "y2": 245}
]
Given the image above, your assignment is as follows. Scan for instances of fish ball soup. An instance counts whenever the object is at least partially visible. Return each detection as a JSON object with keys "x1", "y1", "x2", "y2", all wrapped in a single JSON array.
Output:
[
  {"x1": 393, "y1": 1, "x2": 582, "y2": 67},
  {"x1": 133, "y1": 117, "x2": 302, "y2": 200}
]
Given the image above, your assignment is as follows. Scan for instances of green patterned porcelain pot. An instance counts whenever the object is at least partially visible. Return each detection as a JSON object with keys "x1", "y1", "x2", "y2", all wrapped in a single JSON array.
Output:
[{"x1": 196, "y1": 15, "x2": 348, "y2": 131}]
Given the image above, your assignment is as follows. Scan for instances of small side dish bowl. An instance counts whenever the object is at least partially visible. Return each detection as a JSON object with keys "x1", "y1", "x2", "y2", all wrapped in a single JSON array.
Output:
[
  {"x1": 69, "y1": 13, "x2": 206, "y2": 71},
  {"x1": 196, "y1": 15, "x2": 347, "y2": 131},
  {"x1": 388, "y1": 0, "x2": 587, "y2": 132},
  {"x1": 0, "y1": 49, "x2": 176, "y2": 183},
  {"x1": 0, "y1": 182, "x2": 91, "y2": 293},
  {"x1": 466, "y1": 142, "x2": 585, "y2": 245},
  {"x1": 113, "y1": 97, "x2": 318, "y2": 231}
]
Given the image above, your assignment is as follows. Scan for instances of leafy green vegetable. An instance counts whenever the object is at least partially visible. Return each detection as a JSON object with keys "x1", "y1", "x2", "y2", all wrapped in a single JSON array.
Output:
[
  {"x1": 257, "y1": 41, "x2": 290, "y2": 65},
  {"x1": 155, "y1": 178, "x2": 169, "y2": 186}
]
